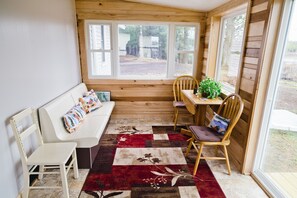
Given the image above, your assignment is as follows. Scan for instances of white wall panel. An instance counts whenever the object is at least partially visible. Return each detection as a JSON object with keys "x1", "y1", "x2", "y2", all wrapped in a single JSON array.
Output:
[{"x1": 0, "y1": 0, "x2": 80, "y2": 197}]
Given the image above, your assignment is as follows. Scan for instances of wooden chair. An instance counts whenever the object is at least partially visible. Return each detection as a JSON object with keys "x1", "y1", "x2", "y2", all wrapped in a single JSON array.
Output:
[
  {"x1": 182, "y1": 94, "x2": 244, "y2": 175},
  {"x1": 10, "y1": 108, "x2": 79, "y2": 198},
  {"x1": 173, "y1": 75, "x2": 198, "y2": 130}
]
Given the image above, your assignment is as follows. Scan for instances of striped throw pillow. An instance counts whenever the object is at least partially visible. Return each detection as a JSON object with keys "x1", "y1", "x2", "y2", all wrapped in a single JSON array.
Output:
[
  {"x1": 63, "y1": 103, "x2": 86, "y2": 133},
  {"x1": 63, "y1": 112, "x2": 80, "y2": 133}
]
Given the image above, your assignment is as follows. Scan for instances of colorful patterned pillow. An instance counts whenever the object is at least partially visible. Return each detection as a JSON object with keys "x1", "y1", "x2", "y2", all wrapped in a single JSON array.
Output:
[
  {"x1": 63, "y1": 103, "x2": 86, "y2": 133},
  {"x1": 83, "y1": 89, "x2": 95, "y2": 97},
  {"x1": 79, "y1": 90, "x2": 103, "y2": 113},
  {"x1": 70, "y1": 103, "x2": 86, "y2": 121},
  {"x1": 208, "y1": 113, "x2": 230, "y2": 135},
  {"x1": 63, "y1": 111, "x2": 80, "y2": 133}
]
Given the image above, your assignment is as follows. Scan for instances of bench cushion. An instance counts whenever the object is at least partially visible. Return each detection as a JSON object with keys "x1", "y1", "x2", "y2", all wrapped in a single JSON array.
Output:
[{"x1": 61, "y1": 115, "x2": 109, "y2": 147}]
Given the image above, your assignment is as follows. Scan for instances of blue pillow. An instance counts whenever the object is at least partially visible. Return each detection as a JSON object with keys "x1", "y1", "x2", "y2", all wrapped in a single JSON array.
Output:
[{"x1": 208, "y1": 113, "x2": 230, "y2": 135}]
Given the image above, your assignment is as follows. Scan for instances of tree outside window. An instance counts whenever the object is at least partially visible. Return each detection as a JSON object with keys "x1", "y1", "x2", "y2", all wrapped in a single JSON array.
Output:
[{"x1": 217, "y1": 13, "x2": 246, "y2": 91}]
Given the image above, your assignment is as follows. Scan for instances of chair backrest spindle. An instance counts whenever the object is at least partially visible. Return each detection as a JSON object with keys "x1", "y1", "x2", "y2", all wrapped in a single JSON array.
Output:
[
  {"x1": 10, "y1": 108, "x2": 44, "y2": 164},
  {"x1": 217, "y1": 94, "x2": 244, "y2": 142},
  {"x1": 173, "y1": 75, "x2": 199, "y2": 102}
]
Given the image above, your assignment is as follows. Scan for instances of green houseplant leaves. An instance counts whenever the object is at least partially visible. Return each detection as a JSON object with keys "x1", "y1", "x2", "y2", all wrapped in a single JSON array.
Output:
[{"x1": 198, "y1": 77, "x2": 222, "y2": 99}]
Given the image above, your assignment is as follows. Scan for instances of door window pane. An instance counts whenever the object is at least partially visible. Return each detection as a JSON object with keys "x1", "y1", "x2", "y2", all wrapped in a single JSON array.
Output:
[
  {"x1": 217, "y1": 13, "x2": 246, "y2": 91},
  {"x1": 255, "y1": 2, "x2": 297, "y2": 197},
  {"x1": 118, "y1": 24, "x2": 168, "y2": 77}
]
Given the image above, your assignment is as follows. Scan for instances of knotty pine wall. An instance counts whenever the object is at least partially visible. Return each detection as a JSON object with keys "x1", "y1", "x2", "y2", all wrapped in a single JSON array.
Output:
[
  {"x1": 203, "y1": 0, "x2": 272, "y2": 172},
  {"x1": 76, "y1": 0, "x2": 275, "y2": 173},
  {"x1": 75, "y1": 0, "x2": 206, "y2": 118}
]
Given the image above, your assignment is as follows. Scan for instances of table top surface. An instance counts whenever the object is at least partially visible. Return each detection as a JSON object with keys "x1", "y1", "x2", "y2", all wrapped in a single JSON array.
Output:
[{"x1": 181, "y1": 90, "x2": 223, "y2": 106}]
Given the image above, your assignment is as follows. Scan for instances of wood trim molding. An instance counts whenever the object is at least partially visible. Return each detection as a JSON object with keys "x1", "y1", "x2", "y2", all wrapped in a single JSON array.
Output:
[
  {"x1": 196, "y1": 21, "x2": 206, "y2": 81},
  {"x1": 206, "y1": 16, "x2": 221, "y2": 77},
  {"x1": 77, "y1": 19, "x2": 88, "y2": 82},
  {"x1": 235, "y1": 0, "x2": 252, "y2": 93}
]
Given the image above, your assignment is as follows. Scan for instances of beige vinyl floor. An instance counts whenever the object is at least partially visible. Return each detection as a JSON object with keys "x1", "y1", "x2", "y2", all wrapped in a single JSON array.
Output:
[{"x1": 28, "y1": 117, "x2": 268, "y2": 198}]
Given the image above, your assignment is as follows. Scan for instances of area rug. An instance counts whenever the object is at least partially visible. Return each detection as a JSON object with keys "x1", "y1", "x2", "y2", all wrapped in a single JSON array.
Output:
[{"x1": 79, "y1": 126, "x2": 225, "y2": 198}]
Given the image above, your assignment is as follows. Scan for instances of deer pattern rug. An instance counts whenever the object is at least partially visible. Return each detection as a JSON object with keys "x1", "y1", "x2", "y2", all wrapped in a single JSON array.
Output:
[{"x1": 79, "y1": 126, "x2": 225, "y2": 198}]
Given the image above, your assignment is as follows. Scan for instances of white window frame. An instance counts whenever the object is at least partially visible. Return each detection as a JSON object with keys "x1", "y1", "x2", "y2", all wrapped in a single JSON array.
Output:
[
  {"x1": 85, "y1": 21, "x2": 114, "y2": 79},
  {"x1": 85, "y1": 20, "x2": 200, "y2": 80},
  {"x1": 215, "y1": 10, "x2": 247, "y2": 93}
]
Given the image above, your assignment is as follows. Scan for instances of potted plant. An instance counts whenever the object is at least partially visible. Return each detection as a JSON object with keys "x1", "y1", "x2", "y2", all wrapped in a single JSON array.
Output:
[{"x1": 198, "y1": 77, "x2": 222, "y2": 99}]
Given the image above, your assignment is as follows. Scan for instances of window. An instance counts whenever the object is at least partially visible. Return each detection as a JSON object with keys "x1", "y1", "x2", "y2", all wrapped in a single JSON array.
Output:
[
  {"x1": 88, "y1": 24, "x2": 112, "y2": 76},
  {"x1": 85, "y1": 21, "x2": 199, "y2": 79},
  {"x1": 216, "y1": 12, "x2": 246, "y2": 92},
  {"x1": 118, "y1": 24, "x2": 168, "y2": 77},
  {"x1": 175, "y1": 26, "x2": 196, "y2": 76}
]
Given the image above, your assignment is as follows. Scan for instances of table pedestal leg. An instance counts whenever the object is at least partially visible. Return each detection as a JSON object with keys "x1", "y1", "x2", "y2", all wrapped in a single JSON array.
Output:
[{"x1": 197, "y1": 105, "x2": 206, "y2": 126}]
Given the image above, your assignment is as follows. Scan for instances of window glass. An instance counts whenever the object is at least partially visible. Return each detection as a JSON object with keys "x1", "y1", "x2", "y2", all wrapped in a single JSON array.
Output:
[
  {"x1": 175, "y1": 26, "x2": 195, "y2": 51},
  {"x1": 118, "y1": 24, "x2": 168, "y2": 77},
  {"x1": 90, "y1": 52, "x2": 111, "y2": 76},
  {"x1": 217, "y1": 13, "x2": 246, "y2": 91},
  {"x1": 175, "y1": 53, "x2": 194, "y2": 76},
  {"x1": 175, "y1": 26, "x2": 196, "y2": 76},
  {"x1": 89, "y1": 25, "x2": 111, "y2": 50},
  {"x1": 253, "y1": 1, "x2": 297, "y2": 196},
  {"x1": 88, "y1": 24, "x2": 112, "y2": 76}
]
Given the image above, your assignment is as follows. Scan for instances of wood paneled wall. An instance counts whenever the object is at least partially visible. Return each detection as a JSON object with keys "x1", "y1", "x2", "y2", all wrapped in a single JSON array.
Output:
[
  {"x1": 203, "y1": 0, "x2": 272, "y2": 171},
  {"x1": 85, "y1": 79, "x2": 190, "y2": 117},
  {"x1": 76, "y1": 0, "x2": 275, "y2": 173},
  {"x1": 76, "y1": 0, "x2": 206, "y2": 21},
  {"x1": 238, "y1": 0, "x2": 271, "y2": 172},
  {"x1": 75, "y1": 0, "x2": 206, "y2": 118}
]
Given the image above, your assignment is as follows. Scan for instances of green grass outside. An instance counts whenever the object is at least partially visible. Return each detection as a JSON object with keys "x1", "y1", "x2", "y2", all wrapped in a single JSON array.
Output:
[{"x1": 262, "y1": 129, "x2": 297, "y2": 172}]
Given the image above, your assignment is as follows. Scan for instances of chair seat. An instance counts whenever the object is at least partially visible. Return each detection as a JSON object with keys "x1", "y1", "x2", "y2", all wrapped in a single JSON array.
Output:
[
  {"x1": 173, "y1": 101, "x2": 186, "y2": 107},
  {"x1": 189, "y1": 126, "x2": 222, "y2": 142},
  {"x1": 27, "y1": 142, "x2": 77, "y2": 165}
]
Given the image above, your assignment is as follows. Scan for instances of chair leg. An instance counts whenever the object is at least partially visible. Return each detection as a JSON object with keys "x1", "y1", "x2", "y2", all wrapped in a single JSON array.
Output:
[
  {"x1": 38, "y1": 165, "x2": 44, "y2": 180},
  {"x1": 185, "y1": 138, "x2": 194, "y2": 156},
  {"x1": 72, "y1": 150, "x2": 79, "y2": 179},
  {"x1": 223, "y1": 145, "x2": 231, "y2": 175},
  {"x1": 60, "y1": 164, "x2": 69, "y2": 198},
  {"x1": 173, "y1": 108, "x2": 177, "y2": 122},
  {"x1": 174, "y1": 109, "x2": 179, "y2": 131},
  {"x1": 23, "y1": 170, "x2": 30, "y2": 198},
  {"x1": 193, "y1": 144, "x2": 204, "y2": 176}
]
